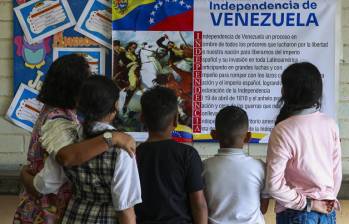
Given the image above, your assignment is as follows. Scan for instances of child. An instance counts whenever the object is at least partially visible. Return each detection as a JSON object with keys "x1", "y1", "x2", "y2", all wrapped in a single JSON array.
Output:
[
  {"x1": 266, "y1": 62, "x2": 341, "y2": 224},
  {"x1": 203, "y1": 106, "x2": 269, "y2": 224},
  {"x1": 61, "y1": 76, "x2": 141, "y2": 223},
  {"x1": 135, "y1": 86, "x2": 208, "y2": 224}
]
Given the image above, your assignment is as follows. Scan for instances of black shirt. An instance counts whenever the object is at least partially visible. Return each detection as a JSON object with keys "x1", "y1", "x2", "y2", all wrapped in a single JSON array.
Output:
[{"x1": 135, "y1": 140, "x2": 204, "y2": 224}]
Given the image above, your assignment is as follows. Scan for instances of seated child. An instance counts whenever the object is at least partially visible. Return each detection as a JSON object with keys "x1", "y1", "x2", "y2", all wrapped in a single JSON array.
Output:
[
  {"x1": 203, "y1": 106, "x2": 269, "y2": 224},
  {"x1": 37, "y1": 76, "x2": 141, "y2": 224},
  {"x1": 135, "y1": 86, "x2": 208, "y2": 224}
]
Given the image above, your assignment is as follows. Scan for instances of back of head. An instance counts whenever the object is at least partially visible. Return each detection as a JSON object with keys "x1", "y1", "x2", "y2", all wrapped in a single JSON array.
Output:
[
  {"x1": 276, "y1": 62, "x2": 323, "y2": 124},
  {"x1": 141, "y1": 86, "x2": 178, "y2": 132},
  {"x1": 215, "y1": 106, "x2": 249, "y2": 146},
  {"x1": 77, "y1": 75, "x2": 120, "y2": 137},
  {"x1": 38, "y1": 54, "x2": 91, "y2": 109}
]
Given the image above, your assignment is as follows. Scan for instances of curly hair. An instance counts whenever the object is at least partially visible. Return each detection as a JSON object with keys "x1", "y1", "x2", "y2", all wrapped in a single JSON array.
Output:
[{"x1": 37, "y1": 54, "x2": 91, "y2": 109}]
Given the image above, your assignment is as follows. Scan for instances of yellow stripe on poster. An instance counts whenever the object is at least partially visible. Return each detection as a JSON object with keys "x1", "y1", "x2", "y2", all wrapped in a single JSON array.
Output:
[
  {"x1": 175, "y1": 124, "x2": 193, "y2": 133},
  {"x1": 112, "y1": 0, "x2": 155, "y2": 21},
  {"x1": 193, "y1": 133, "x2": 213, "y2": 141},
  {"x1": 193, "y1": 132, "x2": 268, "y2": 142}
]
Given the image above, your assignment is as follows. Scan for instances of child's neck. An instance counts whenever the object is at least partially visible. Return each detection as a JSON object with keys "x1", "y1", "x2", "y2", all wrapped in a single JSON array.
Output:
[
  {"x1": 147, "y1": 130, "x2": 172, "y2": 142},
  {"x1": 219, "y1": 143, "x2": 244, "y2": 149}
]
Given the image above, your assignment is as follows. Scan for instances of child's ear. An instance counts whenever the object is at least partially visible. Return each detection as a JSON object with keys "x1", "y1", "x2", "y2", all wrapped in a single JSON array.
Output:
[
  {"x1": 210, "y1": 129, "x2": 217, "y2": 140},
  {"x1": 173, "y1": 113, "x2": 178, "y2": 128},
  {"x1": 244, "y1": 131, "x2": 251, "y2": 143}
]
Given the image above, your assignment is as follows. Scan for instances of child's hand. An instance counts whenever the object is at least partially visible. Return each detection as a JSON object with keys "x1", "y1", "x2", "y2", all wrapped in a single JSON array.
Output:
[
  {"x1": 311, "y1": 199, "x2": 334, "y2": 214},
  {"x1": 112, "y1": 132, "x2": 136, "y2": 157}
]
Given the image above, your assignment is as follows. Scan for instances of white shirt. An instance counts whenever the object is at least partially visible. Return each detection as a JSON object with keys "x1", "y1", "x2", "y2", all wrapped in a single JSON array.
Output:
[
  {"x1": 33, "y1": 119, "x2": 142, "y2": 211},
  {"x1": 203, "y1": 148, "x2": 268, "y2": 224}
]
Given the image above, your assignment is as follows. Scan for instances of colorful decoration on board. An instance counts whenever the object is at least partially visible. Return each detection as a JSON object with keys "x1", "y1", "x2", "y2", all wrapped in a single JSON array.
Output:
[
  {"x1": 112, "y1": 0, "x2": 193, "y2": 31},
  {"x1": 193, "y1": 133, "x2": 269, "y2": 144}
]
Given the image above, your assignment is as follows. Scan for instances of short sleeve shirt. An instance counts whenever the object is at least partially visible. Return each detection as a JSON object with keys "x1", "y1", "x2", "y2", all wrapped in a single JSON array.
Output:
[{"x1": 135, "y1": 140, "x2": 204, "y2": 224}]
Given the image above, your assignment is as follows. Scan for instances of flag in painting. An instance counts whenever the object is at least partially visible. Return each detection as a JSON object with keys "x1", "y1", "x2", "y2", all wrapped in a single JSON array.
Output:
[{"x1": 112, "y1": 0, "x2": 193, "y2": 31}]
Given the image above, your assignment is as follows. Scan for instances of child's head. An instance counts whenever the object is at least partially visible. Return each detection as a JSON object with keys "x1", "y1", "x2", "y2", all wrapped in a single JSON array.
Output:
[
  {"x1": 276, "y1": 62, "x2": 322, "y2": 124},
  {"x1": 213, "y1": 106, "x2": 250, "y2": 148},
  {"x1": 77, "y1": 75, "x2": 120, "y2": 137},
  {"x1": 38, "y1": 54, "x2": 91, "y2": 109},
  {"x1": 141, "y1": 86, "x2": 178, "y2": 133}
]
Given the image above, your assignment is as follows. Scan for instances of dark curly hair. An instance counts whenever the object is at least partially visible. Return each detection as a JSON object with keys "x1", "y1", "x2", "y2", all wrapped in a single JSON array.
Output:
[
  {"x1": 77, "y1": 76, "x2": 120, "y2": 138},
  {"x1": 141, "y1": 86, "x2": 178, "y2": 132},
  {"x1": 37, "y1": 54, "x2": 91, "y2": 109},
  {"x1": 275, "y1": 62, "x2": 322, "y2": 125}
]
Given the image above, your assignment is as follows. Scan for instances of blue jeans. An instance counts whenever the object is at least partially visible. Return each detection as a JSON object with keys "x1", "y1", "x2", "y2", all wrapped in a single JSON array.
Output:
[{"x1": 276, "y1": 209, "x2": 336, "y2": 224}]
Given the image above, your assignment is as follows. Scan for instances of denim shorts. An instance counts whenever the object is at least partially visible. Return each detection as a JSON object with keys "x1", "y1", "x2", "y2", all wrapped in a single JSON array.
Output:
[{"x1": 276, "y1": 209, "x2": 336, "y2": 224}]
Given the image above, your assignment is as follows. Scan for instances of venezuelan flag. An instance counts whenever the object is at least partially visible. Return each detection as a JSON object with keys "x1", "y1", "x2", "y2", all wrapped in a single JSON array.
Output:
[
  {"x1": 112, "y1": 0, "x2": 193, "y2": 31},
  {"x1": 172, "y1": 124, "x2": 193, "y2": 142}
]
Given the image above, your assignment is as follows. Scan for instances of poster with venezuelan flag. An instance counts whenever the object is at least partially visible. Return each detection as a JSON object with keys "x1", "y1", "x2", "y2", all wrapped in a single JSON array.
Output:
[{"x1": 112, "y1": 0, "x2": 194, "y2": 142}]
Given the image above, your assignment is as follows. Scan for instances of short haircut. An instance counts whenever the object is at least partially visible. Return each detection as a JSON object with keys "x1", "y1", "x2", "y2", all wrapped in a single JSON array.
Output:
[
  {"x1": 141, "y1": 86, "x2": 178, "y2": 132},
  {"x1": 113, "y1": 40, "x2": 121, "y2": 46},
  {"x1": 37, "y1": 54, "x2": 91, "y2": 109},
  {"x1": 215, "y1": 106, "x2": 249, "y2": 141}
]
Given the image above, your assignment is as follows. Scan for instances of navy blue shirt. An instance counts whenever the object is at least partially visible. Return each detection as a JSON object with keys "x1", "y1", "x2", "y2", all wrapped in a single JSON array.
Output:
[{"x1": 135, "y1": 140, "x2": 204, "y2": 224}]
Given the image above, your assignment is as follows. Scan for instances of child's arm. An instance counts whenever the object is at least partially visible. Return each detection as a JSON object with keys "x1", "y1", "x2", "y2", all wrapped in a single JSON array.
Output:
[
  {"x1": 189, "y1": 190, "x2": 208, "y2": 224},
  {"x1": 116, "y1": 208, "x2": 136, "y2": 224},
  {"x1": 56, "y1": 132, "x2": 135, "y2": 167},
  {"x1": 260, "y1": 198, "x2": 269, "y2": 214},
  {"x1": 20, "y1": 165, "x2": 41, "y2": 198},
  {"x1": 40, "y1": 119, "x2": 136, "y2": 167}
]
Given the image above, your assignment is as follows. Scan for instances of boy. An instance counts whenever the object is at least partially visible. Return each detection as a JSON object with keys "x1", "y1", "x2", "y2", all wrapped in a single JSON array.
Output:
[
  {"x1": 203, "y1": 106, "x2": 269, "y2": 224},
  {"x1": 136, "y1": 86, "x2": 208, "y2": 224}
]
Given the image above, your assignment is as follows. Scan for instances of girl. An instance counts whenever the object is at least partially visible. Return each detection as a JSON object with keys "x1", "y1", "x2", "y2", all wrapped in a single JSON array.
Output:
[
  {"x1": 266, "y1": 62, "x2": 341, "y2": 224},
  {"x1": 61, "y1": 76, "x2": 141, "y2": 224},
  {"x1": 15, "y1": 54, "x2": 135, "y2": 224}
]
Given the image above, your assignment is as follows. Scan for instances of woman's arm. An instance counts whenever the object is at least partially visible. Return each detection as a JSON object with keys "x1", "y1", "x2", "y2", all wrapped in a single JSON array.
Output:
[{"x1": 56, "y1": 132, "x2": 136, "y2": 167}]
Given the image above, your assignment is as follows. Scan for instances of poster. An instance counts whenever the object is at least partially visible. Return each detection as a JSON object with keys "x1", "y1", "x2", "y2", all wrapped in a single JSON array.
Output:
[
  {"x1": 53, "y1": 47, "x2": 106, "y2": 75},
  {"x1": 11, "y1": 0, "x2": 113, "y2": 132},
  {"x1": 6, "y1": 84, "x2": 44, "y2": 132},
  {"x1": 112, "y1": 0, "x2": 194, "y2": 142},
  {"x1": 75, "y1": 0, "x2": 112, "y2": 49},
  {"x1": 192, "y1": 0, "x2": 337, "y2": 143},
  {"x1": 13, "y1": 0, "x2": 76, "y2": 44},
  {"x1": 13, "y1": 0, "x2": 113, "y2": 94}
]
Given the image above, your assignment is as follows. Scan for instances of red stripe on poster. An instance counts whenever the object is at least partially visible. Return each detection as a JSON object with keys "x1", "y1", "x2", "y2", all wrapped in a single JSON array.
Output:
[{"x1": 193, "y1": 31, "x2": 202, "y2": 133}]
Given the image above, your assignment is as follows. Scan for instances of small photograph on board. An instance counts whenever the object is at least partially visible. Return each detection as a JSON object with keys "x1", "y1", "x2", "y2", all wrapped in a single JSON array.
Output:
[
  {"x1": 112, "y1": 0, "x2": 193, "y2": 31},
  {"x1": 112, "y1": 31, "x2": 193, "y2": 141},
  {"x1": 75, "y1": 0, "x2": 112, "y2": 49},
  {"x1": 14, "y1": 0, "x2": 76, "y2": 44},
  {"x1": 53, "y1": 47, "x2": 106, "y2": 75},
  {"x1": 6, "y1": 84, "x2": 44, "y2": 132}
]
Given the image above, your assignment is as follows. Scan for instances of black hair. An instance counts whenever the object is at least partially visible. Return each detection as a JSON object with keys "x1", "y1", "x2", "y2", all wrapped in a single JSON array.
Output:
[
  {"x1": 275, "y1": 62, "x2": 322, "y2": 125},
  {"x1": 113, "y1": 40, "x2": 121, "y2": 46},
  {"x1": 141, "y1": 86, "x2": 178, "y2": 132},
  {"x1": 37, "y1": 54, "x2": 91, "y2": 109},
  {"x1": 77, "y1": 75, "x2": 120, "y2": 138},
  {"x1": 215, "y1": 106, "x2": 249, "y2": 145},
  {"x1": 126, "y1": 42, "x2": 137, "y2": 50}
]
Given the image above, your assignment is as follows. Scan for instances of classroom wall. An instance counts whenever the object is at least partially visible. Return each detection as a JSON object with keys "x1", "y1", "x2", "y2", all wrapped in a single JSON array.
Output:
[{"x1": 0, "y1": 1, "x2": 348, "y2": 174}]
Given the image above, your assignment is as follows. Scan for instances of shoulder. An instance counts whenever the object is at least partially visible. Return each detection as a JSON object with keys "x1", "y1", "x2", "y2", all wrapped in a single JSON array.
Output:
[{"x1": 45, "y1": 107, "x2": 77, "y2": 121}]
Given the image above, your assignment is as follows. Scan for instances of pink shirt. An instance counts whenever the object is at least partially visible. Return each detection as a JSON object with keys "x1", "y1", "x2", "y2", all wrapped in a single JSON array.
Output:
[{"x1": 266, "y1": 111, "x2": 342, "y2": 213}]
